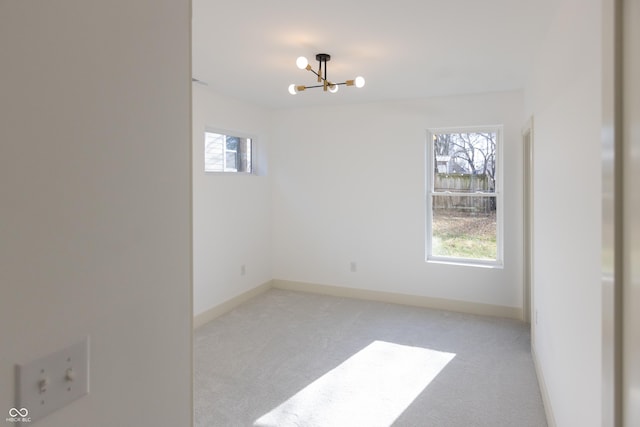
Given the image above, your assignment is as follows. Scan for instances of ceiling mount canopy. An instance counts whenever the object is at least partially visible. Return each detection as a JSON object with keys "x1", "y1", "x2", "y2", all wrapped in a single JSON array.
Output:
[{"x1": 288, "y1": 53, "x2": 365, "y2": 95}]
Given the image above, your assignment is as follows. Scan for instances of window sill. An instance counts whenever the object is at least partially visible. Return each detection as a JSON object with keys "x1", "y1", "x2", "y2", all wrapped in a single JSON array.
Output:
[
  {"x1": 426, "y1": 257, "x2": 504, "y2": 269},
  {"x1": 204, "y1": 171, "x2": 255, "y2": 176}
]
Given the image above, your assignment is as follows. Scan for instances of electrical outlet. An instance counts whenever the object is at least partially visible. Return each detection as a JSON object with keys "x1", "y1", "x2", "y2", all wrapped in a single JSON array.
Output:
[
  {"x1": 350, "y1": 262, "x2": 357, "y2": 273},
  {"x1": 535, "y1": 310, "x2": 538, "y2": 325},
  {"x1": 15, "y1": 337, "x2": 90, "y2": 423},
  {"x1": 240, "y1": 265, "x2": 246, "y2": 276}
]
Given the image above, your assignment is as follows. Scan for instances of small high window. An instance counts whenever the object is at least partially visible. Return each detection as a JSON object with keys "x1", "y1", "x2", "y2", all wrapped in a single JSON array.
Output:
[
  {"x1": 204, "y1": 131, "x2": 252, "y2": 173},
  {"x1": 426, "y1": 127, "x2": 503, "y2": 266}
]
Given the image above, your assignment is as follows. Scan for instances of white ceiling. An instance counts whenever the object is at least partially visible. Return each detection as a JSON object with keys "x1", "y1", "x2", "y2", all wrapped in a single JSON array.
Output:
[{"x1": 192, "y1": 0, "x2": 558, "y2": 109}]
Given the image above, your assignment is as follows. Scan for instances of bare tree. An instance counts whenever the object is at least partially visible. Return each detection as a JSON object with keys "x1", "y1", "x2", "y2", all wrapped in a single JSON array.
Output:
[
  {"x1": 433, "y1": 132, "x2": 496, "y2": 191},
  {"x1": 477, "y1": 132, "x2": 496, "y2": 190},
  {"x1": 449, "y1": 133, "x2": 478, "y2": 175}
]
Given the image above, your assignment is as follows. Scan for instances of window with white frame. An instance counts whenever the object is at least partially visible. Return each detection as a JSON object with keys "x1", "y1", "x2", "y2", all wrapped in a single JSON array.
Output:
[
  {"x1": 204, "y1": 131, "x2": 252, "y2": 173},
  {"x1": 426, "y1": 127, "x2": 503, "y2": 266}
]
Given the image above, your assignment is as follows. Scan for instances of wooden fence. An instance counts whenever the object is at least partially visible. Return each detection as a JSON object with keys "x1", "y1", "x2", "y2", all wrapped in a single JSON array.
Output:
[{"x1": 433, "y1": 174, "x2": 496, "y2": 213}]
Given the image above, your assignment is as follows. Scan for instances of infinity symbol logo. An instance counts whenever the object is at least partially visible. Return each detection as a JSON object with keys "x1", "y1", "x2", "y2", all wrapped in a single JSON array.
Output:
[{"x1": 9, "y1": 408, "x2": 28, "y2": 417}]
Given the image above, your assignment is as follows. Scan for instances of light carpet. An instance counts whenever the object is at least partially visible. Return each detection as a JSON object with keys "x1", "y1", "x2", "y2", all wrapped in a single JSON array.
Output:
[{"x1": 194, "y1": 289, "x2": 547, "y2": 427}]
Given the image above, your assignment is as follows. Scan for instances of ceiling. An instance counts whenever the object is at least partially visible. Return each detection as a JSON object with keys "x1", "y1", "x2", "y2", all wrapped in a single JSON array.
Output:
[{"x1": 192, "y1": 0, "x2": 558, "y2": 109}]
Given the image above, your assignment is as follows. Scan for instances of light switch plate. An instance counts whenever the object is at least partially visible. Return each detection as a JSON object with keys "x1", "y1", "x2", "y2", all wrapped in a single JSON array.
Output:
[{"x1": 15, "y1": 337, "x2": 90, "y2": 423}]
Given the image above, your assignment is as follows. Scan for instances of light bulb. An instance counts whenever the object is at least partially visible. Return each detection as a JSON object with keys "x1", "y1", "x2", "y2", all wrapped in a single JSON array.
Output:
[
  {"x1": 296, "y1": 56, "x2": 309, "y2": 70},
  {"x1": 288, "y1": 84, "x2": 297, "y2": 95},
  {"x1": 355, "y1": 76, "x2": 365, "y2": 88},
  {"x1": 328, "y1": 83, "x2": 339, "y2": 93}
]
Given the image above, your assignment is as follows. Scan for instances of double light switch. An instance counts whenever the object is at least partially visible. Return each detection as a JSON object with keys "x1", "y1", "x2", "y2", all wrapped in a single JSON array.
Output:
[{"x1": 15, "y1": 337, "x2": 90, "y2": 423}]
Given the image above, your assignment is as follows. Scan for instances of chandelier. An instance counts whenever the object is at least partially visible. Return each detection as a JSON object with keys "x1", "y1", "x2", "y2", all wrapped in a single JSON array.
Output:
[{"x1": 288, "y1": 53, "x2": 365, "y2": 95}]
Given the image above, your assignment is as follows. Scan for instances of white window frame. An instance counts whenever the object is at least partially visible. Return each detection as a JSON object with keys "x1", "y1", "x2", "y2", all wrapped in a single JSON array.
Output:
[
  {"x1": 425, "y1": 126, "x2": 504, "y2": 268},
  {"x1": 204, "y1": 128, "x2": 254, "y2": 174},
  {"x1": 223, "y1": 138, "x2": 238, "y2": 172}
]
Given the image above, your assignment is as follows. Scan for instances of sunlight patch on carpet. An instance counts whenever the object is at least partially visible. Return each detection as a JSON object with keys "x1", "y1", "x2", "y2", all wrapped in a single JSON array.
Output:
[{"x1": 254, "y1": 340, "x2": 455, "y2": 427}]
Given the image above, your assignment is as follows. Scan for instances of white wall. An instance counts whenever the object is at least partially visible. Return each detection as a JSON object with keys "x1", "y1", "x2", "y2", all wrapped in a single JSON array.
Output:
[
  {"x1": 271, "y1": 91, "x2": 524, "y2": 309},
  {"x1": 0, "y1": 2, "x2": 191, "y2": 426},
  {"x1": 524, "y1": 0, "x2": 602, "y2": 425},
  {"x1": 192, "y1": 85, "x2": 272, "y2": 316}
]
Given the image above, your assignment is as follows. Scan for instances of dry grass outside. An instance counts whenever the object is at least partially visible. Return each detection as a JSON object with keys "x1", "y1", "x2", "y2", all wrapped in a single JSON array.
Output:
[{"x1": 432, "y1": 210, "x2": 497, "y2": 259}]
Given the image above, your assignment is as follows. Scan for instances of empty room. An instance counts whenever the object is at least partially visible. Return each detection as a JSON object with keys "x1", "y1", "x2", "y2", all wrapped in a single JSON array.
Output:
[
  {"x1": 191, "y1": 0, "x2": 602, "y2": 426},
  {"x1": 2, "y1": 0, "x2": 639, "y2": 427}
]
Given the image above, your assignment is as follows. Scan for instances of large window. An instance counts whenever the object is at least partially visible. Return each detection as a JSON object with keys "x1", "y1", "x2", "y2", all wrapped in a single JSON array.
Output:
[
  {"x1": 204, "y1": 131, "x2": 252, "y2": 173},
  {"x1": 426, "y1": 127, "x2": 503, "y2": 266}
]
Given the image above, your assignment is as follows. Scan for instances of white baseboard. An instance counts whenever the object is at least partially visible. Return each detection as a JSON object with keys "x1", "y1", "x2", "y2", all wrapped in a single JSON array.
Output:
[
  {"x1": 531, "y1": 344, "x2": 557, "y2": 427},
  {"x1": 271, "y1": 279, "x2": 523, "y2": 320},
  {"x1": 194, "y1": 279, "x2": 523, "y2": 329},
  {"x1": 193, "y1": 281, "x2": 272, "y2": 329}
]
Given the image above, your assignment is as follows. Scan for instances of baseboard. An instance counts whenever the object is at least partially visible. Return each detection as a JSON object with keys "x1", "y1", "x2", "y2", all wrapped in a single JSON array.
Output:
[
  {"x1": 193, "y1": 281, "x2": 272, "y2": 329},
  {"x1": 271, "y1": 279, "x2": 523, "y2": 320},
  {"x1": 194, "y1": 279, "x2": 523, "y2": 329},
  {"x1": 531, "y1": 344, "x2": 557, "y2": 427}
]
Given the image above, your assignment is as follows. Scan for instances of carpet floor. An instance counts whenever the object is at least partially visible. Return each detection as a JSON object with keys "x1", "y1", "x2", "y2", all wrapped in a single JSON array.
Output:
[{"x1": 194, "y1": 289, "x2": 547, "y2": 427}]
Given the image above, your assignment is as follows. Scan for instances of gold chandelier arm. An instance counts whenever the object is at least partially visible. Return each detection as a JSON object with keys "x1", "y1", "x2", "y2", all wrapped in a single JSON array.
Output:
[{"x1": 305, "y1": 66, "x2": 324, "y2": 82}]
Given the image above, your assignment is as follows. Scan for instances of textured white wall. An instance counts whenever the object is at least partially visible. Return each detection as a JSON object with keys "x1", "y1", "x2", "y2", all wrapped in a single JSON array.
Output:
[
  {"x1": 271, "y1": 91, "x2": 524, "y2": 309},
  {"x1": 0, "y1": 2, "x2": 191, "y2": 426},
  {"x1": 524, "y1": 0, "x2": 603, "y2": 425},
  {"x1": 192, "y1": 85, "x2": 272, "y2": 316}
]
